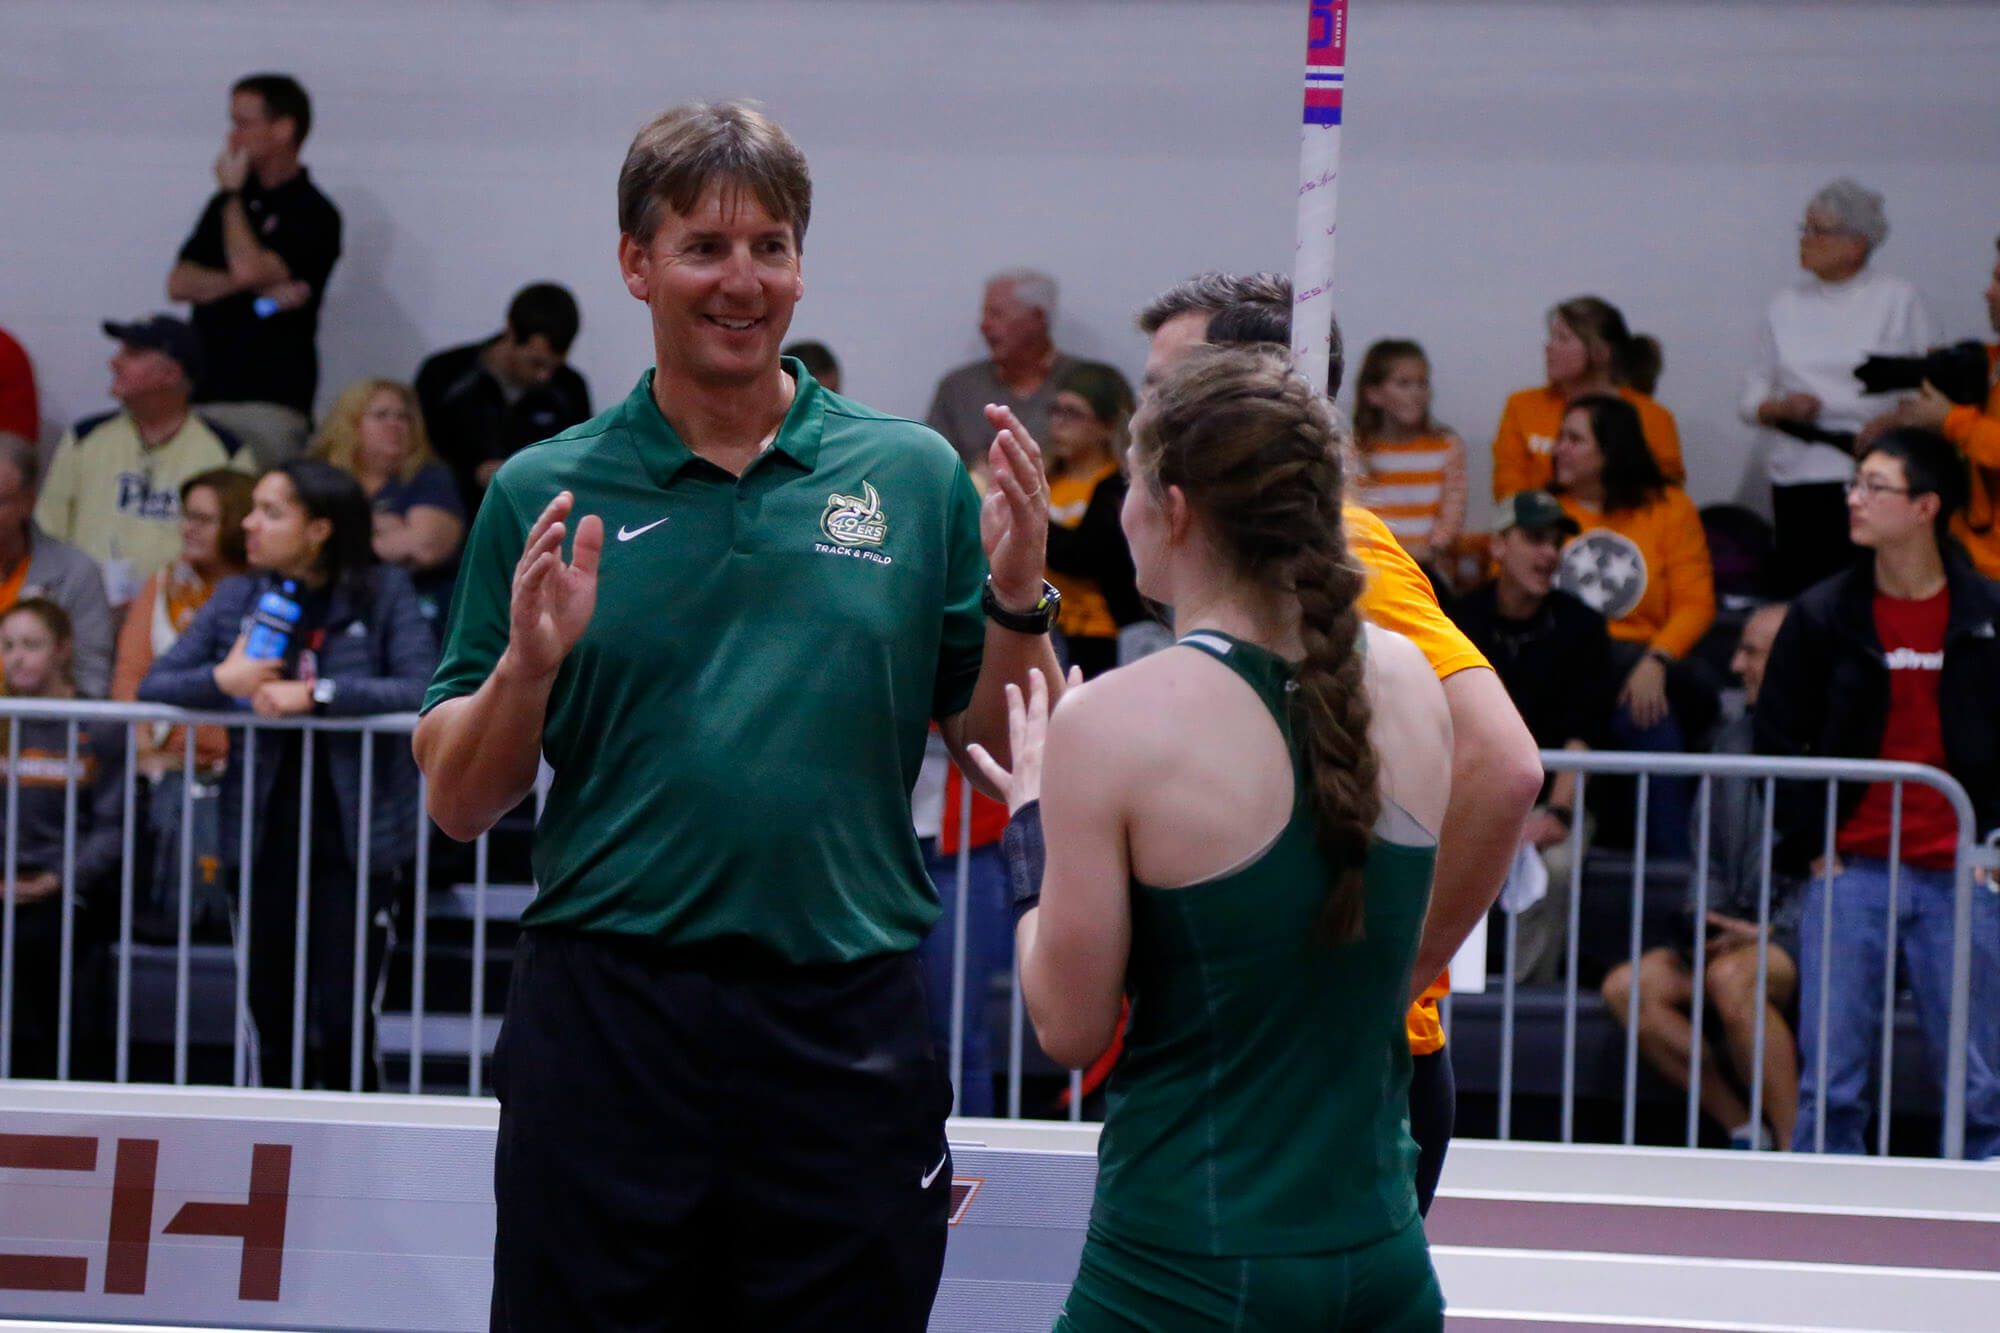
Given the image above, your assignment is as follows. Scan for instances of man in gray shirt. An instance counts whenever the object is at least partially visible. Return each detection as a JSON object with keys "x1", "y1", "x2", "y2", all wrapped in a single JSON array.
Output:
[
  {"x1": 926, "y1": 269, "x2": 1076, "y2": 468},
  {"x1": 0, "y1": 433, "x2": 114, "y2": 697}
]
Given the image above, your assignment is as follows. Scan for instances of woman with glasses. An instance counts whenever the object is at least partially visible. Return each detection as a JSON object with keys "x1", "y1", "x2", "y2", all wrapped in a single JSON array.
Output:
[
  {"x1": 311, "y1": 378, "x2": 465, "y2": 623},
  {"x1": 1743, "y1": 180, "x2": 1936, "y2": 594},
  {"x1": 110, "y1": 467, "x2": 255, "y2": 936}
]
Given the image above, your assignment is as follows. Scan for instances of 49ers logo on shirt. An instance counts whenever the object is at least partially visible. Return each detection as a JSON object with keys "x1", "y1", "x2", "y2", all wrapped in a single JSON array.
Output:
[
  {"x1": 816, "y1": 481, "x2": 893, "y2": 566},
  {"x1": 820, "y1": 481, "x2": 888, "y2": 547}
]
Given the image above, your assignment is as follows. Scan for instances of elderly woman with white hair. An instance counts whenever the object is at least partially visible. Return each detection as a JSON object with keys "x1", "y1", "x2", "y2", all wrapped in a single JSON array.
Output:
[{"x1": 1744, "y1": 179, "x2": 1937, "y2": 594}]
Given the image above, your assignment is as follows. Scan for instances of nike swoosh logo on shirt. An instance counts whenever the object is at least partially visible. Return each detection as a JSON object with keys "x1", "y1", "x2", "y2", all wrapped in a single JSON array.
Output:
[
  {"x1": 616, "y1": 516, "x2": 670, "y2": 542},
  {"x1": 920, "y1": 1149, "x2": 948, "y2": 1190}
]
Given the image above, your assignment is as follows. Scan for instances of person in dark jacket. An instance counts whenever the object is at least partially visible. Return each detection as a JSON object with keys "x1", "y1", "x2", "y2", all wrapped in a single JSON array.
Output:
[
  {"x1": 413, "y1": 283, "x2": 592, "y2": 516},
  {"x1": 139, "y1": 460, "x2": 436, "y2": 1090},
  {"x1": 1755, "y1": 427, "x2": 2000, "y2": 1158},
  {"x1": 0, "y1": 597, "x2": 124, "y2": 1077}
]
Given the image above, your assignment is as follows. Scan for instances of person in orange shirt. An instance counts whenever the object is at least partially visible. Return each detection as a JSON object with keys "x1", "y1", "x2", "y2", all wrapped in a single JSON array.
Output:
[
  {"x1": 1352, "y1": 339, "x2": 1468, "y2": 568},
  {"x1": 1044, "y1": 361, "x2": 1142, "y2": 678},
  {"x1": 1140, "y1": 273, "x2": 1541, "y2": 1216},
  {"x1": 1553, "y1": 393, "x2": 1718, "y2": 859},
  {"x1": 1492, "y1": 296, "x2": 1684, "y2": 502},
  {"x1": 1874, "y1": 235, "x2": 2000, "y2": 578}
]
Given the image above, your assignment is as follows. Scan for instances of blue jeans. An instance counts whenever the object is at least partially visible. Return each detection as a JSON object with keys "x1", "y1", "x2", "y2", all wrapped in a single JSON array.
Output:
[
  {"x1": 915, "y1": 839, "x2": 1011, "y2": 1117},
  {"x1": 1793, "y1": 857, "x2": 2000, "y2": 1158}
]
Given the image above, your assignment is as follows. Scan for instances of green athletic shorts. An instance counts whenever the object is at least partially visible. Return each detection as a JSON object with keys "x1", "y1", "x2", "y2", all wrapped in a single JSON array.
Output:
[{"x1": 1053, "y1": 1216, "x2": 1443, "y2": 1332}]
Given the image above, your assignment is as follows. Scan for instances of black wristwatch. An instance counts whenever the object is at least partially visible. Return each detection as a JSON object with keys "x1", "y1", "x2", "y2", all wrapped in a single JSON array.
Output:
[{"x1": 981, "y1": 577, "x2": 1061, "y2": 634}]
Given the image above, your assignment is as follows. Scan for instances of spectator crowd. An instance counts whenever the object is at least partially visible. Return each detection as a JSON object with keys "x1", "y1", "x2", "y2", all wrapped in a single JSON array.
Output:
[{"x1": 1, "y1": 73, "x2": 1996, "y2": 1157}]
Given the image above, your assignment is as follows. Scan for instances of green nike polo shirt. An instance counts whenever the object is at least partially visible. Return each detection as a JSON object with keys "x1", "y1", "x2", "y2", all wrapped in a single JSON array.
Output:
[{"x1": 424, "y1": 360, "x2": 988, "y2": 964}]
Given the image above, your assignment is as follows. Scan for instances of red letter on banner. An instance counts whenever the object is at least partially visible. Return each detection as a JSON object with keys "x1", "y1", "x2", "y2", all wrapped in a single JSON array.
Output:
[
  {"x1": 103, "y1": 1138, "x2": 159, "y2": 1295},
  {"x1": 161, "y1": 1143, "x2": 292, "y2": 1301},
  {"x1": 0, "y1": 1133, "x2": 97, "y2": 1292}
]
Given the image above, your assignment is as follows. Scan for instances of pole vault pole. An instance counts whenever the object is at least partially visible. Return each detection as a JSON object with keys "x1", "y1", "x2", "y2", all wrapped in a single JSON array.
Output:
[{"x1": 1292, "y1": 0, "x2": 1347, "y2": 396}]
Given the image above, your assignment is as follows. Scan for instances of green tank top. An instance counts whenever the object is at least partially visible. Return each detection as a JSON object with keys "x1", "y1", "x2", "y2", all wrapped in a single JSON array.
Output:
[{"x1": 1088, "y1": 630, "x2": 1439, "y2": 1257}]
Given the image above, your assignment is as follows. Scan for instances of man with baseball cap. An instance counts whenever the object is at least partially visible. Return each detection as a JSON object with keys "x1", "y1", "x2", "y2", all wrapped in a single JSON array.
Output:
[
  {"x1": 1449, "y1": 490, "x2": 1613, "y2": 982},
  {"x1": 36, "y1": 315, "x2": 250, "y2": 607}
]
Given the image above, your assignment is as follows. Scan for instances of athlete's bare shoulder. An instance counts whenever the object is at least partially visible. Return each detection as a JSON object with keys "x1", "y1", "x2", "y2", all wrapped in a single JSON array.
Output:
[
  {"x1": 1048, "y1": 644, "x2": 1240, "y2": 768},
  {"x1": 1363, "y1": 623, "x2": 1453, "y2": 834}
]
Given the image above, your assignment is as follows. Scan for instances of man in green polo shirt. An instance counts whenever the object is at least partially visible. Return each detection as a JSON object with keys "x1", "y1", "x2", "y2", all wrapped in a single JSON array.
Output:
[{"x1": 414, "y1": 101, "x2": 1062, "y2": 1332}]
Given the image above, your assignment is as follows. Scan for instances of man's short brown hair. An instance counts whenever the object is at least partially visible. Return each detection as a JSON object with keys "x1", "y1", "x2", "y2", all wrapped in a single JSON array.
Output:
[
  {"x1": 1135, "y1": 271, "x2": 1291, "y2": 335},
  {"x1": 617, "y1": 100, "x2": 813, "y2": 250}
]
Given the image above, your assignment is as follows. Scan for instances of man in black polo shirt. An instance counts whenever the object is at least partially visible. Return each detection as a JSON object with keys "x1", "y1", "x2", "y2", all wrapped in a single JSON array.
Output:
[
  {"x1": 1451, "y1": 490, "x2": 1614, "y2": 981},
  {"x1": 416, "y1": 101, "x2": 1063, "y2": 1330},
  {"x1": 415, "y1": 283, "x2": 593, "y2": 515},
  {"x1": 168, "y1": 73, "x2": 341, "y2": 468}
]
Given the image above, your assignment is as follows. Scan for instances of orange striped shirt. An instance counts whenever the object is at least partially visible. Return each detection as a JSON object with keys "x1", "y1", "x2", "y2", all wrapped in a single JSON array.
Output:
[{"x1": 1356, "y1": 431, "x2": 1467, "y2": 557}]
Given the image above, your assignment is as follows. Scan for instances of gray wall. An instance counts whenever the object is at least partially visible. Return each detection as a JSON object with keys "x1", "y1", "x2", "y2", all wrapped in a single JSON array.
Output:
[{"x1": 4, "y1": 0, "x2": 1997, "y2": 516}]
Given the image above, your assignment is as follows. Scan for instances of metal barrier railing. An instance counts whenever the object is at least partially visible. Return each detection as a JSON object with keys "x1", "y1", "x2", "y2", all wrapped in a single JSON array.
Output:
[
  {"x1": 1470, "y1": 749, "x2": 1997, "y2": 1160},
  {"x1": 2, "y1": 701, "x2": 1994, "y2": 1161},
  {"x1": 0, "y1": 699, "x2": 427, "y2": 1096}
]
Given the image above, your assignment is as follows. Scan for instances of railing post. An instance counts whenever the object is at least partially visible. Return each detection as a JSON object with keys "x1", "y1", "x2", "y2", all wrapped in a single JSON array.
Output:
[
  {"x1": 2, "y1": 718, "x2": 19, "y2": 1079},
  {"x1": 1686, "y1": 775, "x2": 1713, "y2": 1149},
  {"x1": 57, "y1": 719, "x2": 80, "y2": 1080},
  {"x1": 1813, "y1": 779, "x2": 1839, "y2": 1155},
  {"x1": 293, "y1": 728, "x2": 316, "y2": 1091},
  {"x1": 1622, "y1": 775, "x2": 1648, "y2": 1147},
  {"x1": 116, "y1": 722, "x2": 136, "y2": 1084},
  {"x1": 1878, "y1": 784, "x2": 1904, "y2": 1157},
  {"x1": 236, "y1": 724, "x2": 257, "y2": 1088},
  {"x1": 1559, "y1": 771, "x2": 1586, "y2": 1146},
  {"x1": 174, "y1": 725, "x2": 196, "y2": 1086},
  {"x1": 1748, "y1": 777, "x2": 1776, "y2": 1150}
]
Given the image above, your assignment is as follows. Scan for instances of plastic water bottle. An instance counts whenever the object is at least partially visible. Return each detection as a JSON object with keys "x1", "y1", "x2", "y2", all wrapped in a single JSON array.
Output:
[{"x1": 244, "y1": 580, "x2": 302, "y2": 661}]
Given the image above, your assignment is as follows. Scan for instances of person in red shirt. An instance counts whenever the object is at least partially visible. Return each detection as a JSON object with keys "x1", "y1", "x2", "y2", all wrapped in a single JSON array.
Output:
[
  {"x1": 1756, "y1": 427, "x2": 2000, "y2": 1157},
  {"x1": 0, "y1": 325, "x2": 38, "y2": 441}
]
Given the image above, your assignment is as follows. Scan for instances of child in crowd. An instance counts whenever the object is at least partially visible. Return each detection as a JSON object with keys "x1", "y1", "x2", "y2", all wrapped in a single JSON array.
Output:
[
  {"x1": 0, "y1": 598, "x2": 125, "y2": 1077},
  {"x1": 1352, "y1": 339, "x2": 1467, "y2": 569}
]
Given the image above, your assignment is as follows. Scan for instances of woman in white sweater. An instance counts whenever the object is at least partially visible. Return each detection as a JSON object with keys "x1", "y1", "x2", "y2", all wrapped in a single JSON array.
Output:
[{"x1": 1744, "y1": 179, "x2": 1935, "y2": 594}]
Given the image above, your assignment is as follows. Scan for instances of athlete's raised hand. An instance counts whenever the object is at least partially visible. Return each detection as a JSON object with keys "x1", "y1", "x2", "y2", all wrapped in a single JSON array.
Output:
[
  {"x1": 980, "y1": 403, "x2": 1050, "y2": 607},
  {"x1": 966, "y1": 665, "x2": 1082, "y2": 816},
  {"x1": 508, "y1": 491, "x2": 602, "y2": 682}
]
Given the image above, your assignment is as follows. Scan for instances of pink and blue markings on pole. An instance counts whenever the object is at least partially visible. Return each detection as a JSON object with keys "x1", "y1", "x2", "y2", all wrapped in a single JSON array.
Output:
[{"x1": 1303, "y1": 0, "x2": 1346, "y2": 126}]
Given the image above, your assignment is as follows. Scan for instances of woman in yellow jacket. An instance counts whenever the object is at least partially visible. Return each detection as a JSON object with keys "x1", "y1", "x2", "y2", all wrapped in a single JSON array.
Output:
[
  {"x1": 1492, "y1": 296, "x2": 1684, "y2": 501},
  {"x1": 1553, "y1": 393, "x2": 1717, "y2": 858}
]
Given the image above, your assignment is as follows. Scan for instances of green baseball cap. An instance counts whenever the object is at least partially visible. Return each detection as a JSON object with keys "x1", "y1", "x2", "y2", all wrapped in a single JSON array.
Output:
[{"x1": 1495, "y1": 489, "x2": 1581, "y2": 537}]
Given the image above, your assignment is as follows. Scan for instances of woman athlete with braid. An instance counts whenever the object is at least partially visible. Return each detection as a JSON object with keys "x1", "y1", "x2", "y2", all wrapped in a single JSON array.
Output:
[{"x1": 971, "y1": 344, "x2": 1454, "y2": 1331}]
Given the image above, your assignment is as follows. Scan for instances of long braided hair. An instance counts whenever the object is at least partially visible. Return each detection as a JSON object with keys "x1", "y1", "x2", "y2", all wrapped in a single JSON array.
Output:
[{"x1": 1130, "y1": 344, "x2": 1379, "y2": 942}]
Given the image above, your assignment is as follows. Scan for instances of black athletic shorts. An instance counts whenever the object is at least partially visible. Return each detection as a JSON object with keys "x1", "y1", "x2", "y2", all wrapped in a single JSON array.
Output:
[
  {"x1": 1408, "y1": 1048, "x2": 1455, "y2": 1217},
  {"x1": 490, "y1": 928, "x2": 954, "y2": 1332}
]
